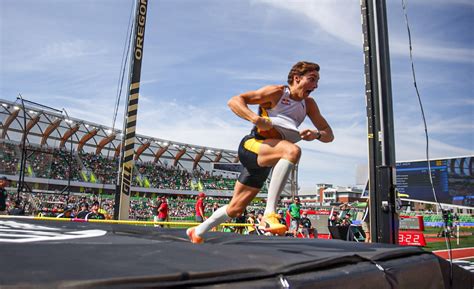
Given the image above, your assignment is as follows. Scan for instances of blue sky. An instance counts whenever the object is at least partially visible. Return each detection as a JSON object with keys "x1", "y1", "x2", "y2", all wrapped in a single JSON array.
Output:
[{"x1": 1, "y1": 0, "x2": 473, "y2": 191}]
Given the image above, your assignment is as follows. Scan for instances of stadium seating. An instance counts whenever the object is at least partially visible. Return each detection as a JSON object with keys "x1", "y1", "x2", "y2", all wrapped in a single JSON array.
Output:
[{"x1": 1, "y1": 142, "x2": 238, "y2": 192}]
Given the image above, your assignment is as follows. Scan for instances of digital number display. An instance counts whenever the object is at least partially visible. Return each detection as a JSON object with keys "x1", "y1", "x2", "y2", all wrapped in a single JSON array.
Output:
[{"x1": 398, "y1": 231, "x2": 426, "y2": 246}]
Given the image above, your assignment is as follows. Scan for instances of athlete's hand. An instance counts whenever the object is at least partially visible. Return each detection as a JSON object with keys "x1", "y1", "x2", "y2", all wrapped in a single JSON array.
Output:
[
  {"x1": 300, "y1": 129, "x2": 320, "y2": 141},
  {"x1": 254, "y1": 117, "x2": 273, "y2": 131}
]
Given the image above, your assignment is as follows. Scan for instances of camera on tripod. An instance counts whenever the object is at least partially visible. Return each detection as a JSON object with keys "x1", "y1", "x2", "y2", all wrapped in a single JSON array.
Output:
[{"x1": 441, "y1": 209, "x2": 449, "y2": 219}]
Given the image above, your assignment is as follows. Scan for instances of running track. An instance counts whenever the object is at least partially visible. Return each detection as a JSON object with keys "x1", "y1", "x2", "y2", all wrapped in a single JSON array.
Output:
[{"x1": 433, "y1": 247, "x2": 474, "y2": 260}]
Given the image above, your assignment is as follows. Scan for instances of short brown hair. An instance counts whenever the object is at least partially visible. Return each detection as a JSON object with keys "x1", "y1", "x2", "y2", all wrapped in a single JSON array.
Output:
[{"x1": 287, "y1": 61, "x2": 320, "y2": 85}]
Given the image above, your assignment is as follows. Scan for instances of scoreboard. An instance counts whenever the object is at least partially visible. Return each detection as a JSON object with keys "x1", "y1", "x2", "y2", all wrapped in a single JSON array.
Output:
[
  {"x1": 211, "y1": 163, "x2": 243, "y2": 173},
  {"x1": 399, "y1": 216, "x2": 426, "y2": 246},
  {"x1": 396, "y1": 160, "x2": 450, "y2": 203}
]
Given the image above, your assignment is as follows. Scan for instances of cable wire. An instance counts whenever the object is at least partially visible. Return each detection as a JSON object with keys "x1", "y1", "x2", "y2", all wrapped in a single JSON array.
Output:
[
  {"x1": 107, "y1": 0, "x2": 136, "y2": 160},
  {"x1": 401, "y1": 0, "x2": 453, "y2": 286},
  {"x1": 101, "y1": 0, "x2": 136, "y2": 198}
]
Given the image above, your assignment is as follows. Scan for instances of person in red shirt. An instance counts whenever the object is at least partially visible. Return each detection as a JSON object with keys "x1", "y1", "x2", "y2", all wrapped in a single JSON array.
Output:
[
  {"x1": 195, "y1": 192, "x2": 206, "y2": 223},
  {"x1": 156, "y1": 196, "x2": 168, "y2": 227}
]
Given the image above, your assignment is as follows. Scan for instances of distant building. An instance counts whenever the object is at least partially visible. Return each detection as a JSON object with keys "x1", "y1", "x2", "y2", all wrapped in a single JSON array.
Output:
[
  {"x1": 321, "y1": 186, "x2": 364, "y2": 205},
  {"x1": 281, "y1": 184, "x2": 363, "y2": 207}
]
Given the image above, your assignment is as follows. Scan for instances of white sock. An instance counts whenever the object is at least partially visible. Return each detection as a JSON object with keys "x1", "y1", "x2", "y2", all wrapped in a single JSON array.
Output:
[
  {"x1": 264, "y1": 159, "x2": 294, "y2": 215},
  {"x1": 195, "y1": 205, "x2": 230, "y2": 237}
]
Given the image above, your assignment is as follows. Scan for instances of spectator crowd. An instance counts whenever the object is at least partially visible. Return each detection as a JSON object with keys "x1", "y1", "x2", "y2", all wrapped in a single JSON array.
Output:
[{"x1": 0, "y1": 141, "x2": 238, "y2": 191}]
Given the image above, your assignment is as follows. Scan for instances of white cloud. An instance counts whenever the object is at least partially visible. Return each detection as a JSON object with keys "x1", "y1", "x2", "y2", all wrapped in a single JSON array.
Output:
[
  {"x1": 298, "y1": 150, "x2": 365, "y2": 188},
  {"x1": 397, "y1": 115, "x2": 474, "y2": 135},
  {"x1": 396, "y1": 135, "x2": 473, "y2": 162},
  {"x1": 136, "y1": 98, "x2": 247, "y2": 150},
  {"x1": 256, "y1": 0, "x2": 474, "y2": 64},
  {"x1": 390, "y1": 41, "x2": 474, "y2": 64},
  {"x1": 255, "y1": 0, "x2": 362, "y2": 46},
  {"x1": 21, "y1": 92, "x2": 119, "y2": 128},
  {"x1": 4, "y1": 40, "x2": 108, "y2": 73},
  {"x1": 216, "y1": 68, "x2": 283, "y2": 82},
  {"x1": 41, "y1": 40, "x2": 103, "y2": 59},
  {"x1": 409, "y1": 0, "x2": 474, "y2": 6}
]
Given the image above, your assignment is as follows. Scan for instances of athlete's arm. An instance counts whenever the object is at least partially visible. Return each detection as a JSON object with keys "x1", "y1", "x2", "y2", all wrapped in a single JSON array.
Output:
[
  {"x1": 300, "y1": 97, "x2": 334, "y2": 143},
  {"x1": 228, "y1": 85, "x2": 285, "y2": 131}
]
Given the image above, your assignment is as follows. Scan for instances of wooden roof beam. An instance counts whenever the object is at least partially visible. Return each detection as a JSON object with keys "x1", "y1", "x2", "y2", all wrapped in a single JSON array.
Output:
[
  {"x1": 173, "y1": 148, "x2": 186, "y2": 167},
  {"x1": 192, "y1": 149, "x2": 205, "y2": 170},
  {"x1": 59, "y1": 124, "x2": 80, "y2": 148},
  {"x1": 1, "y1": 109, "x2": 19, "y2": 139},
  {"x1": 214, "y1": 152, "x2": 222, "y2": 163},
  {"x1": 134, "y1": 141, "x2": 151, "y2": 161},
  {"x1": 22, "y1": 113, "x2": 41, "y2": 142},
  {"x1": 96, "y1": 133, "x2": 117, "y2": 155},
  {"x1": 114, "y1": 142, "x2": 122, "y2": 158},
  {"x1": 41, "y1": 118, "x2": 62, "y2": 146},
  {"x1": 153, "y1": 145, "x2": 169, "y2": 163},
  {"x1": 77, "y1": 129, "x2": 98, "y2": 152}
]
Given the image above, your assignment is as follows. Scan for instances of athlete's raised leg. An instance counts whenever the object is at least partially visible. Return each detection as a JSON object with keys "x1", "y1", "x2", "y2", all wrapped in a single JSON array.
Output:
[
  {"x1": 257, "y1": 139, "x2": 301, "y2": 235},
  {"x1": 257, "y1": 139, "x2": 301, "y2": 168}
]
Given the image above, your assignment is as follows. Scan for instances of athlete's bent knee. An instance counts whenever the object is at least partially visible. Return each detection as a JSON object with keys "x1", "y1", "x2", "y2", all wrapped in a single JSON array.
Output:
[{"x1": 284, "y1": 144, "x2": 301, "y2": 163}]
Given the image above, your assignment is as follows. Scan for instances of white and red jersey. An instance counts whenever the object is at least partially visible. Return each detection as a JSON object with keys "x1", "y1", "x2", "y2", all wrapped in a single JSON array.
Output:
[{"x1": 253, "y1": 86, "x2": 307, "y2": 143}]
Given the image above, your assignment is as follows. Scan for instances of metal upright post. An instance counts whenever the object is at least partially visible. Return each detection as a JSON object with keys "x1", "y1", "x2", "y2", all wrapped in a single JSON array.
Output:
[
  {"x1": 361, "y1": 0, "x2": 399, "y2": 244},
  {"x1": 16, "y1": 94, "x2": 28, "y2": 200},
  {"x1": 61, "y1": 108, "x2": 74, "y2": 204},
  {"x1": 114, "y1": 0, "x2": 149, "y2": 220}
]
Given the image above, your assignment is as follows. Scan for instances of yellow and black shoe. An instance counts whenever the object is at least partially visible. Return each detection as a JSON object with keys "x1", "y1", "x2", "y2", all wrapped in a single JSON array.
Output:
[{"x1": 258, "y1": 212, "x2": 287, "y2": 236}]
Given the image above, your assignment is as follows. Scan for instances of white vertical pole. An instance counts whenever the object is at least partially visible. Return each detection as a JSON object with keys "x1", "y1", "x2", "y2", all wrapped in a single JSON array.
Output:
[{"x1": 457, "y1": 223, "x2": 459, "y2": 246}]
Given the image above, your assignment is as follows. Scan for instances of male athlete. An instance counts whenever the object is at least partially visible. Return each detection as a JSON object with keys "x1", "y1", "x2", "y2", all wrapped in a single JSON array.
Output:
[{"x1": 187, "y1": 61, "x2": 333, "y2": 243}]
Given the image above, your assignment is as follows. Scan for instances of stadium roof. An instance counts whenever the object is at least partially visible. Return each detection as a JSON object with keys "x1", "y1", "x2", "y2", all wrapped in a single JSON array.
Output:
[{"x1": 0, "y1": 99, "x2": 239, "y2": 170}]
